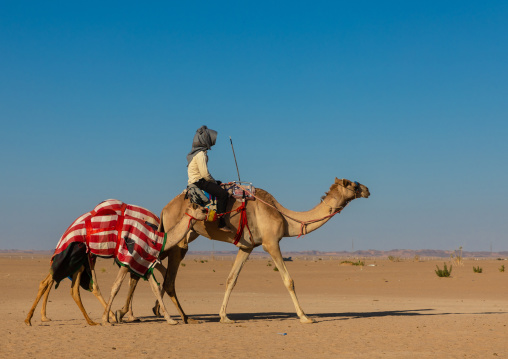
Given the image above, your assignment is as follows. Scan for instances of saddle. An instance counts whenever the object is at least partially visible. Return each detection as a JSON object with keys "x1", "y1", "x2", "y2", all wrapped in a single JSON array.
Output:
[
  {"x1": 185, "y1": 181, "x2": 256, "y2": 222},
  {"x1": 223, "y1": 181, "x2": 256, "y2": 200}
]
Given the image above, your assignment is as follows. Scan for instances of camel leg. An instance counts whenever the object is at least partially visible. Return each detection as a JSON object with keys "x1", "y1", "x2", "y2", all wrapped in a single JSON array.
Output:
[
  {"x1": 70, "y1": 266, "x2": 98, "y2": 325},
  {"x1": 148, "y1": 274, "x2": 178, "y2": 325},
  {"x1": 25, "y1": 273, "x2": 52, "y2": 326},
  {"x1": 85, "y1": 255, "x2": 117, "y2": 322},
  {"x1": 152, "y1": 261, "x2": 167, "y2": 317},
  {"x1": 88, "y1": 269, "x2": 117, "y2": 322},
  {"x1": 124, "y1": 284, "x2": 139, "y2": 323},
  {"x1": 102, "y1": 266, "x2": 129, "y2": 325},
  {"x1": 115, "y1": 274, "x2": 139, "y2": 323},
  {"x1": 124, "y1": 278, "x2": 137, "y2": 320},
  {"x1": 40, "y1": 277, "x2": 54, "y2": 322},
  {"x1": 219, "y1": 247, "x2": 253, "y2": 324},
  {"x1": 265, "y1": 244, "x2": 314, "y2": 324},
  {"x1": 153, "y1": 244, "x2": 198, "y2": 323}
]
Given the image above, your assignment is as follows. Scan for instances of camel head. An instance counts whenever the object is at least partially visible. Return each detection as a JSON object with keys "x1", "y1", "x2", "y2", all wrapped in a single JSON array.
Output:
[
  {"x1": 323, "y1": 178, "x2": 370, "y2": 209},
  {"x1": 185, "y1": 203, "x2": 209, "y2": 222},
  {"x1": 335, "y1": 178, "x2": 370, "y2": 199}
]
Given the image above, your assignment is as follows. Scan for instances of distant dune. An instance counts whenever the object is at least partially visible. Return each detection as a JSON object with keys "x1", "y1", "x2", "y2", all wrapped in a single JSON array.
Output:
[{"x1": 1, "y1": 248, "x2": 506, "y2": 258}]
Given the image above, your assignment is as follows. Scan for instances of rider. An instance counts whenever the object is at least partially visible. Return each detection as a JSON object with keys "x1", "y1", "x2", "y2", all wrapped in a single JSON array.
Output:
[{"x1": 187, "y1": 125, "x2": 233, "y2": 233}]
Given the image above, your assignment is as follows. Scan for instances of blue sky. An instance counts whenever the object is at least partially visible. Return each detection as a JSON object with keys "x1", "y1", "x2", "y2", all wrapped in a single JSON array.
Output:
[{"x1": 1, "y1": 1, "x2": 507, "y2": 252}]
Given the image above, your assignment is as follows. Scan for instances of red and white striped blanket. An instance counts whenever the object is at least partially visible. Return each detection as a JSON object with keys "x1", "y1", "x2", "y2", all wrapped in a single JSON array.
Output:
[{"x1": 52, "y1": 199, "x2": 166, "y2": 278}]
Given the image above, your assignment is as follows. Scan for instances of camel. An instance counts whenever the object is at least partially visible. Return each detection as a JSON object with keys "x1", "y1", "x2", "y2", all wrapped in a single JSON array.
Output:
[
  {"x1": 155, "y1": 178, "x2": 370, "y2": 324},
  {"x1": 24, "y1": 205, "x2": 161, "y2": 326},
  {"x1": 25, "y1": 202, "x2": 207, "y2": 326}
]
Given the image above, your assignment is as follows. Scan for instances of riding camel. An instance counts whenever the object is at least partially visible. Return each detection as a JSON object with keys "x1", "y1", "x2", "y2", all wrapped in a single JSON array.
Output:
[
  {"x1": 155, "y1": 178, "x2": 370, "y2": 324},
  {"x1": 25, "y1": 202, "x2": 207, "y2": 326}
]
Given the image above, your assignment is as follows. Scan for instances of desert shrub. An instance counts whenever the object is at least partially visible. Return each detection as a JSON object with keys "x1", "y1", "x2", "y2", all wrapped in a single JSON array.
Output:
[
  {"x1": 435, "y1": 263, "x2": 452, "y2": 277},
  {"x1": 273, "y1": 267, "x2": 279, "y2": 272},
  {"x1": 451, "y1": 246, "x2": 463, "y2": 266},
  {"x1": 473, "y1": 266, "x2": 483, "y2": 273},
  {"x1": 341, "y1": 260, "x2": 365, "y2": 266},
  {"x1": 388, "y1": 256, "x2": 401, "y2": 262},
  {"x1": 499, "y1": 265, "x2": 505, "y2": 272},
  {"x1": 181, "y1": 263, "x2": 186, "y2": 267}
]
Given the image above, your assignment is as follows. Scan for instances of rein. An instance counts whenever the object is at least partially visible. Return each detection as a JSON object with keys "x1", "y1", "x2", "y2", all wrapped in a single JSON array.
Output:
[{"x1": 235, "y1": 183, "x2": 357, "y2": 238}]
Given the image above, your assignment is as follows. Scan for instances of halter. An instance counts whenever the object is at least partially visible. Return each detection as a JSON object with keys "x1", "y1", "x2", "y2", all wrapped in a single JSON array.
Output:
[
  {"x1": 185, "y1": 211, "x2": 206, "y2": 228},
  {"x1": 336, "y1": 181, "x2": 361, "y2": 198}
]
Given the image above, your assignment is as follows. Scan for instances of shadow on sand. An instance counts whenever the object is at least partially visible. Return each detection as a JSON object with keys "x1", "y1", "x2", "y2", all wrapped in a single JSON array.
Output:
[
  {"x1": 43, "y1": 308, "x2": 507, "y2": 326},
  {"x1": 173, "y1": 309, "x2": 508, "y2": 324}
]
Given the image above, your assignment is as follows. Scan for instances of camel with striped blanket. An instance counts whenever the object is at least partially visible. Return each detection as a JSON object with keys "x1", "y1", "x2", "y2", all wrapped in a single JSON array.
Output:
[
  {"x1": 25, "y1": 201, "x2": 207, "y2": 326},
  {"x1": 155, "y1": 178, "x2": 370, "y2": 324}
]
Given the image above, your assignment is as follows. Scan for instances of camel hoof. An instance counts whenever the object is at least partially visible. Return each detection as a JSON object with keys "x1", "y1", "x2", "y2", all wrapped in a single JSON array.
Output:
[
  {"x1": 41, "y1": 317, "x2": 52, "y2": 322},
  {"x1": 24, "y1": 319, "x2": 32, "y2": 326},
  {"x1": 165, "y1": 319, "x2": 178, "y2": 325},
  {"x1": 152, "y1": 306, "x2": 161, "y2": 317},
  {"x1": 88, "y1": 321, "x2": 99, "y2": 326},
  {"x1": 102, "y1": 320, "x2": 114, "y2": 326},
  {"x1": 220, "y1": 317, "x2": 235, "y2": 324},
  {"x1": 300, "y1": 317, "x2": 315, "y2": 324}
]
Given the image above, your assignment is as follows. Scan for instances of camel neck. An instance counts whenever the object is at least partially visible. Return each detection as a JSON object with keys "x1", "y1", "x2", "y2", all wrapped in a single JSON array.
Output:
[
  {"x1": 273, "y1": 194, "x2": 349, "y2": 237},
  {"x1": 161, "y1": 214, "x2": 194, "y2": 252}
]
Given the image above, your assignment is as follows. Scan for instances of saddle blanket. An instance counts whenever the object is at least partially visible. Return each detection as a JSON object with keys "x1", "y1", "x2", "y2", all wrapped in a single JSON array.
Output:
[
  {"x1": 186, "y1": 181, "x2": 256, "y2": 222},
  {"x1": 52, "y1": 199, "x2": 166, "y2": 278}
]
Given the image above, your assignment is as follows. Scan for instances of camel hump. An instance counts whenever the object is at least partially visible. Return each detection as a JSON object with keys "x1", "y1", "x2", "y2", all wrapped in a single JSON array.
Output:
[{"x1": 93, "y1": 208, "x2": 117, "y2": 217}]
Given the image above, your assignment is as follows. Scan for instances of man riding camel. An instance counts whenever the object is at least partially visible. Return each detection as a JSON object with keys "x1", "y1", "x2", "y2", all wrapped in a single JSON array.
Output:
[{"x1": 187, "y1": 125, "x2": 233, "y2": 233}]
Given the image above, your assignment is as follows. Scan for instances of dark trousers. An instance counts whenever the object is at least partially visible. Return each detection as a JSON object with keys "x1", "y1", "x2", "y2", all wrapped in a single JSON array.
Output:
[{"x1": 195, "y1": 179, "x2": 229, "y2": 226}]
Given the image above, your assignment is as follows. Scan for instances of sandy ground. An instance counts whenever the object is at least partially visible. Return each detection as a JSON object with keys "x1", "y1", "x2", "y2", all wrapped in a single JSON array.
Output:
[{"x1": 1, "y1": 254, "x2": 507, "y2": 358}]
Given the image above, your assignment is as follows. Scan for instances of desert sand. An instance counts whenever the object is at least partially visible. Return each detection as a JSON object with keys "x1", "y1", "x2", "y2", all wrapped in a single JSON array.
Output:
[{"x1": 1, "y1": 254, "x2": 507, "y2": 358}]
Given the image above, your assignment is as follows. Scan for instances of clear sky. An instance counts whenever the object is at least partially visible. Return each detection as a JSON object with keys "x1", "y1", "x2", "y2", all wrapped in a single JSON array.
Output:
[{"x1": 1, "y1": 1, "x2": 507, "y2": 253}]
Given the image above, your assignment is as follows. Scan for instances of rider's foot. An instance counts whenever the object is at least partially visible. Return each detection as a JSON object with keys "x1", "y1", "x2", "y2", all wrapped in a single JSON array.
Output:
[{"x1": 218, "y1": 226, "x2": 233, "y2": 233}]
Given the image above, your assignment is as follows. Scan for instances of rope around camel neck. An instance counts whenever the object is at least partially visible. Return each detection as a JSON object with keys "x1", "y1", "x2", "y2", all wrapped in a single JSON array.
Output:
[{"x1": 234, "y1": 184, "x2": 353, "y2": 238}]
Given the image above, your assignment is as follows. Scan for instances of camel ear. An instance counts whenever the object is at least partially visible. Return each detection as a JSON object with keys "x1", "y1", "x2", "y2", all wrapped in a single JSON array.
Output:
[{"x1": 335, "y1": 178, "x2": 346, "y2": 186}]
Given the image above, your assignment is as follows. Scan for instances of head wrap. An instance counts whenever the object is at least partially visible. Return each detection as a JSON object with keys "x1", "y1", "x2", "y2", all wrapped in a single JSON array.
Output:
[{"x1": 186, "y1": 125, "x2": 218, "y2": 164}]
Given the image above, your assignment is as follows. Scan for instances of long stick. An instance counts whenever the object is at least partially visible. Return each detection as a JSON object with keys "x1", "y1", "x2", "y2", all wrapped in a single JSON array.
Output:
[{"x1": 229, "y1": 136, "x2": 241, "y2": 182}]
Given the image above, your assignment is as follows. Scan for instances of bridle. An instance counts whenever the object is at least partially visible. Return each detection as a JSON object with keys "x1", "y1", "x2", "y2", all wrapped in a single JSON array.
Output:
[
  {"x1": 236, "y1": 181, "x2": 363, "y2": 238},
  {"x1": 337, "y1": 181, "x2": 361, "y2": 197}
]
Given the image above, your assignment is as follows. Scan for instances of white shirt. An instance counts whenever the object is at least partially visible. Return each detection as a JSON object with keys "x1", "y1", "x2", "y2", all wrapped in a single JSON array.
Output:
[{"x1": 187, "y1": 151, "x2": 215, "y2": 185}]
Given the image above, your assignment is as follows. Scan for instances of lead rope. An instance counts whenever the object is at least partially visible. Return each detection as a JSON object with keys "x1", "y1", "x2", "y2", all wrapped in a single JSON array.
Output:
[{"x1": 235, "y1": 184, "x2": 354, "y2": 238}]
